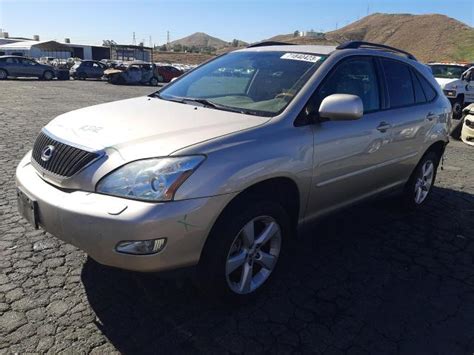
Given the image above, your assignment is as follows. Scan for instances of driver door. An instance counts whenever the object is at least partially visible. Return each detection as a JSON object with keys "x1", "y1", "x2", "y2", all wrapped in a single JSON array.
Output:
[
  {"x1": 305, "y1": 56, "x2": 392, "y2": 219},
  {"x1": 464, "y1": 68, "x2": 474, "y2": 104}
]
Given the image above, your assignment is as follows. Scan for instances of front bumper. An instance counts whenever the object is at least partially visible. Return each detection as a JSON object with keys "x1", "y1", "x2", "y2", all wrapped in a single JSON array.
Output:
[{"x1": 16, "y1": 152, "x2": 236, "y2": 272}]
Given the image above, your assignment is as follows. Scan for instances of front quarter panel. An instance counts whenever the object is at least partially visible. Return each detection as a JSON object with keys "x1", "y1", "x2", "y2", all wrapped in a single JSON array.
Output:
[{"x1": 173, "y1": 121, "x2": 314, "y2": 219}]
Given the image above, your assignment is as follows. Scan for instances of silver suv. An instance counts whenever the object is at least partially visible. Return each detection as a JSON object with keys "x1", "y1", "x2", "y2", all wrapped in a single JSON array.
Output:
[{"x1": 16, "y1": 41, "x2": 451, "y2": 301}]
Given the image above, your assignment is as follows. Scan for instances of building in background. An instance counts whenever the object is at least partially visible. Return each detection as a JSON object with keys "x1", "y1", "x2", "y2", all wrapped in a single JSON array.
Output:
[
  {"x1": 110, "y1": 44, "x2": 153, "y2": 62},
  {"x1": 0, "y1": 40, "x2": 73, "y2": 59},
  {"x1": 0, "y1": 32, "x2": 110, "y2": 60}
]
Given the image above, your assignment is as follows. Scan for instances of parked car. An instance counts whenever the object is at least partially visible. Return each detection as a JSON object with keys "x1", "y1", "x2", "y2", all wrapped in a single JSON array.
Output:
[
  {"x1": 70, "y1": 60, "x2": 107, "y2": 80},
  {"x1": 16, "y1": 42, "x2": 450, "y2": 301},
  {"x1": 104, "y1": 62, "x2": 160, "y2": 85},
  {"x1": 461, "y1": 104, "x2": 474, "y2": 145},
  {"x1": 428, "y1": 62, "x2": 474, "y2": 119},
  {"x1": 0, "y1": 55, "x2": 55, "y2": 80},
  {"x1": 156, "y1": 65, "x2": 183, "y2": 82}
]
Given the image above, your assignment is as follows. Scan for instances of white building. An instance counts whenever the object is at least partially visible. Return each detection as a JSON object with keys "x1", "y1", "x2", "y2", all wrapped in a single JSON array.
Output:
[{"x1": 0, "y1": 40, "x2": 73, "y2": 59}]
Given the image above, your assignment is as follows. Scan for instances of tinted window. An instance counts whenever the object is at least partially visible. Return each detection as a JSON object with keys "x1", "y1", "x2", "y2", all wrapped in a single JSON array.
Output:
[
  {"x1": 411, "y1": 70, "x2": 426, "y2": 104},
  {"x1": 318, "y1": 57, "x2": 380, "y2": 112},
  {"x1": 382, "y1": 59, "x2": 414, "y2": 108},
  {"x1": 5, "y1": 58, "x2": 19, "y2": 64},
  {"x1": 415, "y1": 71, "x2": 437, "y2": 102}
]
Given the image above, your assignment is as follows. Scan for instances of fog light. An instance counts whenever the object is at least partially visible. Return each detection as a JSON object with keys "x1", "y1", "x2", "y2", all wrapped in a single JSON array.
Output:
[{"x1": 116, "y1": 238, "x2": 166, "y2": 255}]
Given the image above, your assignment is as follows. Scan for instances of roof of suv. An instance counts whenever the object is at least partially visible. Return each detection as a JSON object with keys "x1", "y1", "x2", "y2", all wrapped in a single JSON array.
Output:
[
  {"x1": 239, "y1": 41, "x2": 419, "y2": 62},
  {"x1": 238, "y1": 45, "x2": 336, "y2": 55}
]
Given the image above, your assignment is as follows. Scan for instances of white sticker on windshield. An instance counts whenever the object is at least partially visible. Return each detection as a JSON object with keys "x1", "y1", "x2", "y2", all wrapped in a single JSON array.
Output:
[{"x1": 281, "y1": 53, "x2": 322, "y2": 63}]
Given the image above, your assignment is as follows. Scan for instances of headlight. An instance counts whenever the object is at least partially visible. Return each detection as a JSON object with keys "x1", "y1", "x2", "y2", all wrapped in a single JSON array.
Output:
[{"x1": 96, "y1": 156, "x2": 205, "y2": 201}]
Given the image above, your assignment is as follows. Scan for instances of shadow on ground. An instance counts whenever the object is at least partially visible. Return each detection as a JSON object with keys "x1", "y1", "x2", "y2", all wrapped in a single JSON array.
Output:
[{"x1": 82, "y1": 186, "x2": 474, "y2": 354}]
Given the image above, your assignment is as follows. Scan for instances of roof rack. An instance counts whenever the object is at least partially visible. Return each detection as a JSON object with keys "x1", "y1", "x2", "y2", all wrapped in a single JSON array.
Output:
[
  {"x1": 247, "y1": 41, "x2": 295, "y2": 48},
  {"x1": 336, "y1": 41, "x2": 417, "y2": 61}
]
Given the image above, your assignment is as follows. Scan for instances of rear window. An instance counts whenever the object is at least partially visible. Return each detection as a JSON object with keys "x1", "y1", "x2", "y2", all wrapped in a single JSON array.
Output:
[
  {"x1": 415, "y1": 71, "x2": 437, "y2": 102},
  {"x1": 381, "y1": 59, "x2": 415, "y2": 108}
]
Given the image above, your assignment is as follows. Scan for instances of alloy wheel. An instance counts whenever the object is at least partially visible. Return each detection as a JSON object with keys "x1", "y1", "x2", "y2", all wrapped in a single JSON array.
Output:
[
  {"x1": 414, "y1": 160, "x2": 434, "y2": 204},
  {"x1": 225, "y1": 216, "x2": 281, "y2": 294}
]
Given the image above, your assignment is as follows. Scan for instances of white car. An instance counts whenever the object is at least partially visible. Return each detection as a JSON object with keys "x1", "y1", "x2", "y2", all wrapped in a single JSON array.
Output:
[
  {"x1": 461, "y1": 104, "x2": 474, "y2": 146},
  {"x1": 428, "y1": 63, "x2": 474, "y2": 118}
]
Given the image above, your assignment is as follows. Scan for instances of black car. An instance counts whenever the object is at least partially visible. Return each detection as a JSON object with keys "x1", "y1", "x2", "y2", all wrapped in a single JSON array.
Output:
[
  {"x1": 70, "y1": 60, "x2": 107, "y2": 79},
  {"x1": 0, "y1": 55, "x2": 55, "y2": 80}
]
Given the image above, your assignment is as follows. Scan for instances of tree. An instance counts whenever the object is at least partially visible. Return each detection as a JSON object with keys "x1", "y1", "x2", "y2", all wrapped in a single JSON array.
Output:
[
  {"x1": 173, "y1": 44, "x2": 182, "y2": 52},
  {"x1": 158, "y1": 44, "x2": 167, "y2": 52},
  {"x1": 232, "y1": 39, "x2": 239, "y2": 47},
  {"x1": 293, "y1": 30, "x2": 300, "y2": 37}
]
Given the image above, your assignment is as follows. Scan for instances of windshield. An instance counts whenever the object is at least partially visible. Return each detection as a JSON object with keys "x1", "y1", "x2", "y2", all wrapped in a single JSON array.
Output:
[
  {"x1": 155, "y1": 51, "x2": 327, "y2": 116},
  {"x1": 429, "y1": 65, "x2": 467, "y2": 79}
]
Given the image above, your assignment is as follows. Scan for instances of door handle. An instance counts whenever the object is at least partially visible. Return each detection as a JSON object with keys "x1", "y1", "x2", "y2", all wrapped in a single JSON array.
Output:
[
  {"x1": 376, "y1": 122, "x2": 392, "y2": 132},
  {"x1": 426, "y1": 112, "x2": 437, "y2": 121}
]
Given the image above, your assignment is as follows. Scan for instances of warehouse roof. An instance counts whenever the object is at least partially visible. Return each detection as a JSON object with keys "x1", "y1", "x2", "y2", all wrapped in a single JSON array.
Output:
[{"x1": 0, "y1": 40, "x2": 73, "y2": 52}]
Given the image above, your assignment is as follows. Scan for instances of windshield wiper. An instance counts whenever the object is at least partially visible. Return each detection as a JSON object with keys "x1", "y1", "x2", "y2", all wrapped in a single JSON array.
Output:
[{"x1": 153, "y1": 94, "x2": 261, "y2": 115}]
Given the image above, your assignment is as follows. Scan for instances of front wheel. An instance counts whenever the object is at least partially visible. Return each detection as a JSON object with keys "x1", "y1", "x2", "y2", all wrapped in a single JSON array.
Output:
[
  {"x1": 402, "y1": 151, "x2": 440, "y2": 209},
  {"x1": 197, "y1": 199, "x2": 289, "y2": 302},
  {"x1": 0, "y1": 69, "x2": 7, "y2": 80},
  {"x1": 452, "y1": 97, "x2": 464, "y2": 120},
  {"x1": 149, "y1": 77, "x2": 159, "y2": 86}
]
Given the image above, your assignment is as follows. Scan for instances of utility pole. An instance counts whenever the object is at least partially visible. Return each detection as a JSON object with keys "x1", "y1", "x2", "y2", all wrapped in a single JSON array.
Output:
[
  {"x1": 132, "y1": 32, "x2": 136, "y2": 45},
  {"x1": 367, "y1": 3, "x2": 370, "y2": 16},
  {"x1": 167, "y1": 31, "x2": 170, "y2": 44}
]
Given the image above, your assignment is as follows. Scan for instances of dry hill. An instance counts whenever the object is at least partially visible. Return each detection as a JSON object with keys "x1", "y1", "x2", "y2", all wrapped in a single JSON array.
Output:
[
  {"x1": 169, "y1": 32, "x2": 247, "y2": 49},
  {"x1": 269, "y1": 13, "x2": 474, "y2": 62}
]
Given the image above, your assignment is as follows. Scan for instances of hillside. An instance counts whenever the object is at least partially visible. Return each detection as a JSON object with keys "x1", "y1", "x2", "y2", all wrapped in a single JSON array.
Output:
[
  {"x1": 327, "y1": 13, "x2": 474, "y2": 62},
  {"x1": 169, "y1": 32, "x2": 247, "y2": 49},
  {"x1": 268, "y1": 13, "x2": 474, "y2": 62}
]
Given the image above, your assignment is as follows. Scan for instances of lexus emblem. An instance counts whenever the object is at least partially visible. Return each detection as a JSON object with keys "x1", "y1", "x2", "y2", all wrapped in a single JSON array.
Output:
[{"x1": 41, "y1": 145, "x2": 55, "y2": 162}]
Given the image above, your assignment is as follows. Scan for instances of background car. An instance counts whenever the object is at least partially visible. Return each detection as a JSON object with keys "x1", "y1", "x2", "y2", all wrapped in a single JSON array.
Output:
[
  {"x1": 0, "y1": 55, "x2": 55, "y2": 80},
  {"x1": 70, "y1": 60, "x2": 107, "y2": 80},
  {"x1": 104, "y1": 62, "x2": 161, "y2": 85},
  {"x1": 156, "y1": 65, "x2": 183, "y2": 82}
]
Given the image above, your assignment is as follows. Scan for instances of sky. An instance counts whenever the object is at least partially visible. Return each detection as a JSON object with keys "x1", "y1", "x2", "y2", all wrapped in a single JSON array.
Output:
[{"x1": 0, "y1": 0, "x2": 473, "y2": 46}]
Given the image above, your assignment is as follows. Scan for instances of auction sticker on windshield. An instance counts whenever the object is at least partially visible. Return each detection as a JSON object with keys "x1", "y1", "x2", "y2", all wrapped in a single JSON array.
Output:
[{"x1": 281, "y1": 53, "x2": 322, "y2": 63}]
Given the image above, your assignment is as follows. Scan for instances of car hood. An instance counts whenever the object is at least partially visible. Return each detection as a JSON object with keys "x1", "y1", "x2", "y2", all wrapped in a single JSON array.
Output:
[
  {"x1": 45, "y1": 96, "x2": 270, "y2": 161},
  {"x1": 435, "y1": 77, "x2": 459, "y2": 89}
]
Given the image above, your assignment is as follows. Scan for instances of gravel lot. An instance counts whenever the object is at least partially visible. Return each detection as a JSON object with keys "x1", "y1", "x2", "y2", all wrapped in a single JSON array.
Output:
[{"x1": 1, "y1": 79, "x2": 474, "y2": 354}]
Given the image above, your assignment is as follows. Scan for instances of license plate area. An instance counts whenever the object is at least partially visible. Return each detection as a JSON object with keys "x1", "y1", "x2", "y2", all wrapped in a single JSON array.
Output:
[{"x1": 17, "y1": 187, "x2": 39, "y2": 229}]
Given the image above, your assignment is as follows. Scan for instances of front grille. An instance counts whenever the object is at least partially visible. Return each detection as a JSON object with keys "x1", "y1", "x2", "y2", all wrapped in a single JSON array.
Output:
[{"x1": 31, "y1": 131, "x2": 100, "y2": 177}]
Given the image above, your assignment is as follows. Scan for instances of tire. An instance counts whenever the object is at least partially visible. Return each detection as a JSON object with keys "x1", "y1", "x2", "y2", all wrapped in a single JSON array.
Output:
[
  {"x1": 78, "y1": 72, "x2": 87, "y2": 80},
  {"x1": 0, "y1": 69, "x2": 7, "y2": 80},
  {"x1": 402, "y1": 151, "x2": 441, "y2": 209},
  {"x1": 42, "y1": 70, "x2": 54, "y2": 81},
  {"x1": 149, "y1": 77, "x2": 159, "y2": 86},
  {"x1": 450, "y1": 116, "x2": 464, "y2": 140},
  {"x1": 197, "y1": 198, "x2": 290, "y2": 303},
  {"x1": 452, "y1": 97, "x2": 464, "y2": 120}
]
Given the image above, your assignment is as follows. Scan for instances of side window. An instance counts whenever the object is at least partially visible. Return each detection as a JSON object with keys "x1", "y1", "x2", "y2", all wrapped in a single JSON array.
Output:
[
  {"x1": 410, "y1": 69, "x2": 426, "y2": 104},
  {"x1": 415, "y1": 71, "x2": 437, "y2": 102},
  {"x1": 381, "y1": 59, "x2": 414, "y2": 108},
  {"x1": 6, "y1": 58, "x2": 18, "y2": 64},
  {"x1": 317, "y1": 57, "x2": 380, "y2": 113}
]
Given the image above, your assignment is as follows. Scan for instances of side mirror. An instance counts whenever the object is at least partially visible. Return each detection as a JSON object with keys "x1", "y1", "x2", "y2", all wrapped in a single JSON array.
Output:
[{"x1": 319, "y1": 94, "x2": 364, "y2": 121}]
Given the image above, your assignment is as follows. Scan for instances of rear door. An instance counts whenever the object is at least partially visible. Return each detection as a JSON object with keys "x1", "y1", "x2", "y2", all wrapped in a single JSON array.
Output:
[
  {"x1": 306, "y1": 56, "x2": 393, "y2": 217},
  {"x1": 376, "y1": 58, "x2": 439, "y2": 186},
  {"x1": 5, "y1": 57, "x2": 22, "y2": 76}
]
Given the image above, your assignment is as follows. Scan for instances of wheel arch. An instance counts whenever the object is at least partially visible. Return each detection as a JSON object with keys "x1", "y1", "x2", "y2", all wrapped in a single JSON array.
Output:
[{"x1": 210, "y1": 177, "x2": 301, "y2": 239}]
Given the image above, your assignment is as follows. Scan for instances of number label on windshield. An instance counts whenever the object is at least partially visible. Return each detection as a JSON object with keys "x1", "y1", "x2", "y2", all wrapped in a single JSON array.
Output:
[{"x1": 281, "y1": 53, "x2": 322, "y2": 63}]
